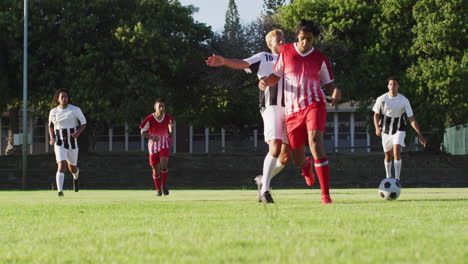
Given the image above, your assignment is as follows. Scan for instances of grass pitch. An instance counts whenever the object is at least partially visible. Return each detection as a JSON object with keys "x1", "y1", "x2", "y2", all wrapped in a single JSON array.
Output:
[{"x1": 0, "y1": 188, "x2": 465, "y2": 264}]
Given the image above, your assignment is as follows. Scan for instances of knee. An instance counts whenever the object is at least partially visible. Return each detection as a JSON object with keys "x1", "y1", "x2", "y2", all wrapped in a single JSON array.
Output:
[{"x1": 57, "y1": 161, "x2": 67, "y2": 172}]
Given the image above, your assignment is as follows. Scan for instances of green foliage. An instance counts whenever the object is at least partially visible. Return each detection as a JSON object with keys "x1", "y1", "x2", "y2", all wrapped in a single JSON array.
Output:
[{"x1": 223, "y1": 0, "x2": 242, "y2": 41}]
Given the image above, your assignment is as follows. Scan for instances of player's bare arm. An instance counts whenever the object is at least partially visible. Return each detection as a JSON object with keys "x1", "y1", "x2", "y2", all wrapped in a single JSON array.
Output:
[
  {"x1": 259, "y1": 74, "x2": 280, "y2": 91},
  {"x1": 374, "y1": 113, "x2": 382, "y2": 137},
  {"x1": 408, "y1": 116, "x2": 427, "y2": 147},
  {"x1": 71, "y1": 124, "x2": 87, "y2": 138},
  {"x1": 49, "y1": 127, "x2": 55, "y2": 145},
  {"x1": 206, "y1": 54, "x2": 249, "y2": 69},
  {"x1": 142, "y1": 131, "x2": 160, "y2": 142},
  {"x1": 323, "y1": 82, "x2": 341, "y2": 106}
]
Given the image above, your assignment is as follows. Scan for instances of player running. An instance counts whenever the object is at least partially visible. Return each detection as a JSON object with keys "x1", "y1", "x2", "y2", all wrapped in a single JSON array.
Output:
[
  {"x1": 48, "y1": 89, "x2": 87, "y2": 197},
  {"x1": 260, "y1": 19, "x2": 342, "y2": 204},
  {"x1": 373, "y1": 76, "x2": 427, "y2": 183},
  {"x1": 140, "y1": 98, "x2": 174, "y2": 196},
  {"x1": 206, "y1": 29, "x2": 290, "y2": 203}
]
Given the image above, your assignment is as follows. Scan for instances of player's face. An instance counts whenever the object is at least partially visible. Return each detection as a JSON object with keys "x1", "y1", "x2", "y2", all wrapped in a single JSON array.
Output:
[
  {"x1": 58, "y1": 92, "x2": 69, "y2": 106},
  {"x1": 296, "y1": 30, "x2": 316, "y2": 53},
  {"x1": 270, "y1": 35, "x2": 284, "y2": 54},
  {"x1": 387, "y1": 80, "x2": 400, "y2": 95},
  {"x1": 154, "y1": 102, "x2": 166, "y2": 114}
]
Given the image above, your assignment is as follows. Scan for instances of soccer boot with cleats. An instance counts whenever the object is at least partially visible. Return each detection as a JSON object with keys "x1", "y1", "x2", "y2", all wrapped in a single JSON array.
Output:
[
  {"x1": 254, "y1": 175, "x2": 262, "y2": 202},
  {"x1": 321, "y1": 194, "x2": 332, "y2": 204},
  {"x1": 73, "y1": 178, "x2": 80, "y2": 192},
  {"x1": 301, "y1": 157, "x2": 316, "y2": 186},
  {"x1": 58, "y1": 191, "x2": 64, "y2": 197},
  {"x1": 157, "y1": 190, "x2": 162, "y2": 196},
  {"x1": 261, "y1": 191, "x2": 275, "y2": 204},
  {"x1": 162, "y1": 186, "x2": 169, "y2": 196}
]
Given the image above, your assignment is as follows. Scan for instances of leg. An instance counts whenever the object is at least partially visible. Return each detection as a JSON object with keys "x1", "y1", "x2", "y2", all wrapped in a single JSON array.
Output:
[
  {"x1": 56, "y1": 160, "x2": 67, "y2": 195},
  {"x1": 393, "y1": 144, "x2": 402, "y2": 180},
  {"x1": 68, "y1": 163, "x2": 80, "y2": 192},
  {"x1": 260, "y1": 139, "x2": 282, "y2": 200},
  {"x1": 149, "y1": 153, "x2": 162, "y2": 194},
  {"x1": 160, "y1": 153, "x2": 170, "y2": 195},
  {"x1": 308, "y1": 129, "x2": 331, "y2": 203},
  {"x1": 384, "y1": 149, "x2": 393, "y2": 178}
]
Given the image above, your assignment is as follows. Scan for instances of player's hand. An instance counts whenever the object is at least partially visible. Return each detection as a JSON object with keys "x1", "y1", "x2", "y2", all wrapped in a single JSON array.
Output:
[
  {"x1": 206, "y1": 54, "x2": 224, "y2": 67},
  {"x1": 71, "y1": 131, "x2": 81, "y2": 138},
  {"x1": 152, "y1": 136, "x2": 160, "y2": 142},
  {"x1": 259, "y1": 78, "x2": 268, "y2": 91},
  {"x1": 375, "y1": 128, "x2": 381, "y2": 137},
  {"x1": 418, "y1": 134, "x2": 427, "y2": 147},
  {"x1": 49, "y1": 138, "x2": 55, "y2": 146},
  {"x1": 330, "y1": 87, "x2": 341, "y2": 107}
]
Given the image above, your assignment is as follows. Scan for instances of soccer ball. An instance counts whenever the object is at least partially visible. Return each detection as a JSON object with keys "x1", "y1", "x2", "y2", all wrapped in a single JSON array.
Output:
[{"x1": 378, "y1": 178, "x2": 401, "y2": 200}]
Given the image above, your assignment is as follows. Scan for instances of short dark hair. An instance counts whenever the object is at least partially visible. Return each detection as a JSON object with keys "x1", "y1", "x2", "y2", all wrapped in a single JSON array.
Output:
[
  {"x1": 296, "y1": 19, "x2": 321, "y2": 37},
  {"x1": 52, "y1": 89, "x2": 70, "y2": 104},
  {"x1": 387, "y1": 76, "x2": 399, "y2": 84},
  {"x1": 154, "y1": 98, "x2": 165, "y2": 104}
]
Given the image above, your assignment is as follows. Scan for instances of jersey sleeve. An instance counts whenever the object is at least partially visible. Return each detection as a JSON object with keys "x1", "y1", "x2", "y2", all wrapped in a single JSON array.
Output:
[
  {"x1": 74, "y1": 107, "x2": 87, "y2": 125},
  {"x1": 403, "y1": 98, "x2": 414, "y2": 117},
  {"x1": 140, "y1": 116, "x2": 151, "y2": 133},
  {"x1": 372, "y1": 96, "x2": 382, "y2": 114},
  {"x1": 48, "y1": 109, "x2": 55, "y2": 128},
  {"x1": 319, "y1": 56, "x2": 334, "y2": 84},
  {"x1": 243, "y1": 52, "x2": 263, "y2": 75},
  {"x1": 272, "y1": 47, "x2": 285, "y2": 77}
]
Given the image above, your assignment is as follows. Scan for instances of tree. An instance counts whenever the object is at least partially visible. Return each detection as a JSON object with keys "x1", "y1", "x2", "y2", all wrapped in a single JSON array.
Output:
[{"x1": 223, "y1": 0, "x2": 242, "y2": 41}]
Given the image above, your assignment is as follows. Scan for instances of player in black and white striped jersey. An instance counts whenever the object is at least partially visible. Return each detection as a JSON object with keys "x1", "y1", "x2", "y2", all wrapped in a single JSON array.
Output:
[
  {"x1": 48, "y1": 89, "x2": 87, "y2": 196},
  {"x1": 206, "y1": 29, "x2": 290, "y2": 203},
  {"x1": 373, "y1": 76, "x2": 426, "y2": 182}
]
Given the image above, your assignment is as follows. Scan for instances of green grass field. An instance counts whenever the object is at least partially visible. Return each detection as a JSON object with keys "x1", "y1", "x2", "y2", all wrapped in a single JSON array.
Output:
[{"x1": 0, "y1": 188, "x2": 465, "y2": 264}]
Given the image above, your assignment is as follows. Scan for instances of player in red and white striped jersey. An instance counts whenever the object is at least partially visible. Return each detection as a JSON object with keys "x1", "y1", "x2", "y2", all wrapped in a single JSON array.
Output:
[
  {"x1": 260, "y1": 19, "x2": 342, "y2": 204},
  {"x1": 140, "y1": 98, "x2": 174, "y2": 196}
]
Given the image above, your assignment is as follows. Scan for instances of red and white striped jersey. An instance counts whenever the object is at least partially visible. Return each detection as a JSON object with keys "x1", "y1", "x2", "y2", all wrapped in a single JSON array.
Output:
[
  {"x1": 140, "y1": 113, "x2": 173, "y2": 154},
  {"x1": 272, "y1": 43, "x2": 334, "y2": 115}
]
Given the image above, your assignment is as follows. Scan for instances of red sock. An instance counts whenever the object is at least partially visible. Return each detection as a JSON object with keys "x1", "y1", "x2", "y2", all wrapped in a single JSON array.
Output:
[
  {"x1": 161, "y1": 169, "x2": 168, "y2": 186},
  {"x1": 152, "y1": 174, "x2": 161, "y2": 191},
  {"x1": 314, "y1": 158, "x2": 330, "y2": 195}
]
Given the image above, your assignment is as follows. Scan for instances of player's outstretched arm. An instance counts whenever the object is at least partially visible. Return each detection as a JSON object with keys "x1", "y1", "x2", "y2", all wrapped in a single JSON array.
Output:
[
  {"x1": 259, "y1": 74, "x2": 281, "y2": 91},
  {"x1": 408, "y1": 116, "x2": 427, "y2": 147},
  {"x1": 206, "y1": 54, "x2": 249, "y2": 69},
  {"x1": 323, "y1": 82, "x2": 341, "y2": 106},
  {"x1": 374, "y1": 113, "x2": 382, "y2": 137}
]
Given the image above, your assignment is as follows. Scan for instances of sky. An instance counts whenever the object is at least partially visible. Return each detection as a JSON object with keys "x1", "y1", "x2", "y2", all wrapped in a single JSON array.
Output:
[{"x1": 178, "y1": 0, "x2": 264, "y2": 32}]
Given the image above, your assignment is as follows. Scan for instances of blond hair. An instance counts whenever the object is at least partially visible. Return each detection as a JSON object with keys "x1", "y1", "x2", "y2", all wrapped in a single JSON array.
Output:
[{"x1": 265, "y1": 29, "x2": 284, "y2": 49}]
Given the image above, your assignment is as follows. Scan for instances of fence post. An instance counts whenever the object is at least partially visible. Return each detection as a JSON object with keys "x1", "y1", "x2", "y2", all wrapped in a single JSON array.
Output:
[
  {"x1": 29, "y1": 116, "x2": 33, "y2": 154},
  {"x1": 45, "y1": 122, "x2": 49, "y2": 153},
  {"x1": 189, "y1": 125, "x2": 193, "y2": 153},
  {"x1": 124, "y1": 121, "x2": 129, "y2": 151},
  {"x1": 350, "y1": 112, "x2": 355, "y2": 152},
  {"x1": 221, "y1": 128, "x2": 225, "y2": 153},
  {"x1": 109, "y1": 127, "x2": 113, "y2": 152},
  {"x1": 366, "y1": 132, "x2": 370, "y2": 152},
  {"x1": 334, "y1": 112, "x2": 339, "y2": 152},
  {"x1": 205, "y1": 127, "x2": 209, "y2": 153},
  {"x1": 172, "y1": 120, "x2": 176, "y2": 153},
  {"x1": 140, "y1": 119, "x2": 144, "y2": 151},
  {"x1": 253, "y1": 129, "x2": 258, "y2": 151}
]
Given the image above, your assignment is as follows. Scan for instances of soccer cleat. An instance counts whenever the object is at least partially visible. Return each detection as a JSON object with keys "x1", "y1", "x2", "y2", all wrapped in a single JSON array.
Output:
[
  {"x1": 261, "y1": 191, "x2": 275, "y2": 204},
  {"x1": 162, "y1": 186, "x2": 169, "y2": 196},
  {"x1": 157, "y1": 190, "x2": 162, "y2": 196},
  {"x1": 58, "y1": 191, "x2": 64, "y2": 197},
  {"x1": 301, "y1": 157, "x2": 316, "y2": 186},
  {"x1": 254, "y1": 175, "x2": 262, "y2": 202},
  {"x1": 73, "y1": 179, "x2": 80, "y2": 192},
  {"x1": 321, "y1": 194, "x2": 332, "y2": 204}
]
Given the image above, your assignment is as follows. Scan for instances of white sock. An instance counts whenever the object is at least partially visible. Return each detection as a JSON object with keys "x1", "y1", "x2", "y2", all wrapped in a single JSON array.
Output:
[
  {"x1": 271, "y1": 160, "x2": 285, "y2": 179},
  {"x1": 384, "y1": 160, "x2": 392, "y2": 178},
  {"x1": 394, "y1": 159, "x2": 402, "y2": 180},
  {"x1": 72, "y1": 168, "x2": 79, "y2": 180},
  {"x1": 56, "y1": 172, "x2": 64, "y2": 192},
  {"x1": 261, "y1": 153, "x2": 277, "y2": 194}
]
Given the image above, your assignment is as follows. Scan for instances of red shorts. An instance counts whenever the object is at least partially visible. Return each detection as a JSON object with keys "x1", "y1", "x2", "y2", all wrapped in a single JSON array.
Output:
[
  {"x1": 149, "y1": 148, "x2": 170, "y2": 167},
  {"x1": 286, "y1": 102, "x2": 326, "y2": 150}
]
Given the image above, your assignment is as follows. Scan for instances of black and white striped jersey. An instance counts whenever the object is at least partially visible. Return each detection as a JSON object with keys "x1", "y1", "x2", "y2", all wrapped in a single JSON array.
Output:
[
  {"x1": 372, "y1": 93, "x2": 414, "y2": 135},
  {"x1": 48, "y1": 104, "x2": 87, "y2": 149},
  {"x1": 243, "y1": 52, "x2": 285, "y2": 109}
]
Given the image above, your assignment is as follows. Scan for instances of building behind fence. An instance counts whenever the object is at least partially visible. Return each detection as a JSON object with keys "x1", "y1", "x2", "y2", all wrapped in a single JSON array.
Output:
[{"x1": 0, "y1": 103, "x2": 424, "y2": 155}]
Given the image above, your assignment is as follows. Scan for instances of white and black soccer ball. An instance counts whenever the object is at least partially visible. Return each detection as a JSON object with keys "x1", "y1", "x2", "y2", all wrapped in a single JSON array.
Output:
[{"x1": 378, "y1": 178, "x2": 401, "y2": 200}]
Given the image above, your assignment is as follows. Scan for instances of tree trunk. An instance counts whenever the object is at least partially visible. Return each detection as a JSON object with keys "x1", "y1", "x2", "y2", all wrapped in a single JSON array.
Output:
[{"x1": 5, "y1": 107, "x2": 21, "y2": 155}]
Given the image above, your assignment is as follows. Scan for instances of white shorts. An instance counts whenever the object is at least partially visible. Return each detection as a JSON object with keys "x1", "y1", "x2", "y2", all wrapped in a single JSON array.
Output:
[
  {"x1": 381, "y1": 131, "x2": 406, "y2": 152},
  {"x1": 261, "y1": 105, "x2": 289, "y2": 144},
  {"x1": 54, "y1": 145, "x2": 79, "y2": 165}
]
